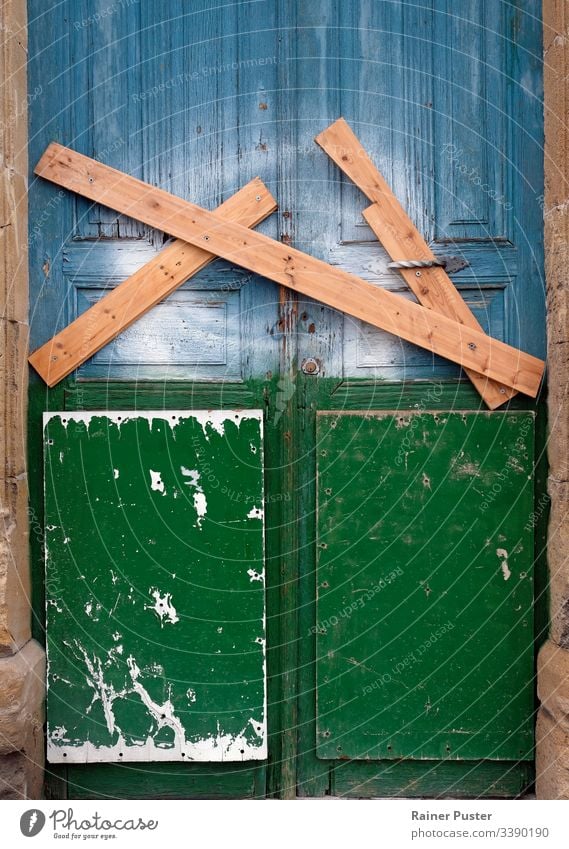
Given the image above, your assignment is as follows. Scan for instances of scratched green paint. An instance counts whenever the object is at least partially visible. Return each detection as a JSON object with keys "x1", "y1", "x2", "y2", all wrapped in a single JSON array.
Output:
[
  {"x1": 316, "y1": 411, "x2": 535, "y2": 761},
  {"x1": 44, "y1": 411, "x2": 266, "y2": 763}
]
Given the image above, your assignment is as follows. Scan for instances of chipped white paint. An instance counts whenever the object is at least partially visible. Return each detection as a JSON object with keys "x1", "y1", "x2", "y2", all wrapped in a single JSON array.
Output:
[
  {"x1": 43, "y1": 409, "x2": 263, "y2": 433},
  {"x1": 48, "y1": 644, "x2": 267, "y2": 763},
  {"x1": 193, "y1": 492, "x2": 207, "y2": 529},
  {"x1": 84, "y1": 602, "x2": 93, "y2": 617},
  {"x1": 247, "y1": 567, "x2": 265, "y2": 584},
  {"x1": 126, "y1": 655, "x2": 186, "y2": 749},
  {"x1": 49, "y1": 726, "x2": 69, "y2": 743},
  {"x1": 186, "y1": 688, "x2": 197, "y2": 703},
  {"x1": 113, "y1": 468, "x2": 120, "y2": 479},
  {"x1": 47, "y1": 729, "x2": 268, "y2": 763},
  {"x1": 496, "y1": 548, "x2": 511, "y2": 581},
  {"x1": 246, "y1": 505, "x2": 264, "y2": 520},
  {"x1": 74, "y1": 642, "x2": 122, "y2": 735},
  {"x1": 248, "y1": 717, "x2": 265, "y2": 738},
  {"x1": 180, "y1": 466, "x2": 200, "y2": 487},
  {"x1": 149, "y1": 469, "x2": 165, "y2": 494},
  {"x1": 181, "y1": 466, "x2": 208, "y2": 528},
  {"x1": 147, "y1": 589, "x2": 179, "y2": 626}
]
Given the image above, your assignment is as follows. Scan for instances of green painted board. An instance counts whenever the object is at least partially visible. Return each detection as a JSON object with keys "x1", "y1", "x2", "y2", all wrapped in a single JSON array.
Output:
[
  {"x1": 44, "y1": 411, "x2": 266, "y2": 763},
  {"x1": 316, "y1": 411, "x2": 535, "y2": 761}
]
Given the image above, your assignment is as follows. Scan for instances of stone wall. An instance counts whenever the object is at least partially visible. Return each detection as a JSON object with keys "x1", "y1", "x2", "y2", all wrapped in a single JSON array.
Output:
[
  {"x1": 536, "y1": 0, "x2": 569, "y2": 800},
  {"x1": 0, "y1": 0, "x2": 45, "y2": 799}
]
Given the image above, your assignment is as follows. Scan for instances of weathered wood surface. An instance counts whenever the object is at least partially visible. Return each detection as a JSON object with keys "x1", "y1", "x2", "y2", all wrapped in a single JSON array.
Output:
[
  {"x1": 35, "y1": 143, "x2": 545, "y2": 397},
  {"x1": 316, "y1": 410, "x2": 535, "y2": 761},
  {"x1": 29, "y1": 179, "x2": 276, "y2": 386},
  {"x1": 315, "y1": 118, "x2": 516, "y2": 409}
]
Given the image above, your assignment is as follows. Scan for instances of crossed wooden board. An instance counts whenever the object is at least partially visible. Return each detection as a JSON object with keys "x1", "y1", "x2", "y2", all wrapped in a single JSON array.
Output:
[{"x1": 30, "y1": 119, "x2": 545, "y2": 406}]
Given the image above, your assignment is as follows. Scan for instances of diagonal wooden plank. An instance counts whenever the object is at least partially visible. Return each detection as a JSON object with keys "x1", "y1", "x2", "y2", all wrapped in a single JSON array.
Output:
[
  {"x1": 29, "y1": 178, "x2": 276, "y2": 387},
  {"x1": 314, "y1": 117, "x2": 516, "y2": 409},
  {"x1": 34, "y1": 143, "x2": 545, "y2": 397}
]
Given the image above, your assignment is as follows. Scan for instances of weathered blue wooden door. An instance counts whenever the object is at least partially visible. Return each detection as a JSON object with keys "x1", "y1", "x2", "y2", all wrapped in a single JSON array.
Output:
[{"x1": 28, "y1": 0, "x2": 545, "y2": 798}]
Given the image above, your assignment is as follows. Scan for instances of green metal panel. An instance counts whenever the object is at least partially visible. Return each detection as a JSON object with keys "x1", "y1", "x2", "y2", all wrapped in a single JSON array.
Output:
[
  {"x1": 316, "y1": 411, "x2": 535, "y2": 761},
  {"x1": 44, "y1": 410, "x2": 266, "y2": 763}
]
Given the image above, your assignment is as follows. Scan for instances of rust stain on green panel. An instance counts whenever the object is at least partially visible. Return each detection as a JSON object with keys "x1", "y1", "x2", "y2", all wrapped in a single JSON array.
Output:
[
  {"x1": 316, "y1": 411, "x2": 535, "y2": 761},
  {"x1": 44, "y1": 411, "x2": 266, "y2": 763}
]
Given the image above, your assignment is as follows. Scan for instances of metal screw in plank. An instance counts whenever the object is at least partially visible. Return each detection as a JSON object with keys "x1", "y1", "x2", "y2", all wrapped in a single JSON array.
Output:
[{"x1": 301, "y1": 357, "x2": 320, "y2": 375}]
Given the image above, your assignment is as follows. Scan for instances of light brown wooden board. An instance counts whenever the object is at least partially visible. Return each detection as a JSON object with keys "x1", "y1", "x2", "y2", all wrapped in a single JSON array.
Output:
[
  {"x1": 34, "y1": 143, "x2": 545, "y2": 397},
  {"x1": 314, "y1": 117, "x2": 515, "y2": 409},
  {"x1": 28, "y1": 179, "x2": 277, "y2": 386}
]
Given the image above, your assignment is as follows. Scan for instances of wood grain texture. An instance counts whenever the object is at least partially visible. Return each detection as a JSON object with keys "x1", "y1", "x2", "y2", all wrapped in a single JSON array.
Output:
[
  {"x1": 314, "y1": 117, "x2": 516, "y2": 409},
  {"x1": 34, "y1": 143, "x2": 545, "y2": 397},
  {"x1": 28, "y1": 179, "x2": 277, "y2": 386}
]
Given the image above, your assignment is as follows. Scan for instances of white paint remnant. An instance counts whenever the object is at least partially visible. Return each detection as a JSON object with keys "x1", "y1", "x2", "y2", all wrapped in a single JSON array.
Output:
[
  {"x1": 44, "y1": 408, "x2": 268, "y2": 766},
  {"x1": 126, "y1": 656, "x2": 186, "y2": 750},
  {"x1": 247, "y1": 568, "x2": 265, "y2": 584},
  {"x1": 181, "y1": 466, "x2": 200, "y2": 487},
  {"x1": 248, "y1": 717, "x2": 265, "y2": 738},
  {"x1": 47, "y1": 728, "x2": 268, "y2": 764},
  {"x1": 496, "y1": 548, "x2": 511, "y2": 581},
  {"x1": 149, "y1": 470, "x2": 165, "y2": 494},
  {"x1": 48, "y1": 647, "x2": 267, "y2": 764},
  {"x1": 193, "y1": 492, "x2": 207, "y2": 529},
  {"x1": 74, "y1": 642, "x2": 124, "y2": 736},
  {"x1": 147, "y1": 589, "x2": 179, "y2": 626},
  {"x1": 49, "y1": 726, "x2": 69, "y2": 743},
  {"x1": 113, "y1": 468, "x2": 120, "y2": 479},
  {"x1": 43, "y1": 409, "x2": 263, "y2": 433},
  {"x1": 181, "y1": 466, "x2": 208, "y2": 529},
  {"x1": 84, "y1": 602, "x2": 93, "y2": 617},
  {"x1": 186, "y1": 688, "x2": 197, "y2": 703},
  {"x1": 247, "y1": 506, "x2": 264, "y2": 520}
]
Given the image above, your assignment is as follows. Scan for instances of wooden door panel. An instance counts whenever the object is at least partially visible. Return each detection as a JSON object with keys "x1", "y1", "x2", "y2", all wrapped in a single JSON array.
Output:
[
  {"x1": 315, "y1": 411, "x2": 535, "y2": 761},
  {"x1": 27, "y1": 0, "x2": 545, "y2": 799},
  {"x1": 44, "y1": 411, "x2": 266, "y2": 763}
]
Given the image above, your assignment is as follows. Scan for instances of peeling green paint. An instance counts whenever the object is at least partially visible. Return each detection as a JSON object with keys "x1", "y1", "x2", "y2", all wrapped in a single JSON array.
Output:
[
  {"x1": 44, "y1": 411, "x2": 266, "y2": 763},
  {"x1": 316, "y1": 411, "x2": 535, "y2": 762}
]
